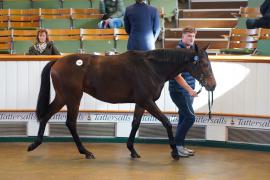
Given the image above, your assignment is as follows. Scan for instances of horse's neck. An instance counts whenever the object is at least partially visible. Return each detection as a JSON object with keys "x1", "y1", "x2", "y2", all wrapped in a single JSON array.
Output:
[
  {"x1": 150, "y1": 60, "x2": 186, "y2": 82},
  {"x1": 165, "y1": 62, "x2": 186, "y2": 81}
]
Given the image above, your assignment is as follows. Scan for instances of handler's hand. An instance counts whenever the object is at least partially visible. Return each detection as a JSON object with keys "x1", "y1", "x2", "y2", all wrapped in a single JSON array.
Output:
[{"x1": 188, "y1": 90, "x2": 198, "y2": 97}]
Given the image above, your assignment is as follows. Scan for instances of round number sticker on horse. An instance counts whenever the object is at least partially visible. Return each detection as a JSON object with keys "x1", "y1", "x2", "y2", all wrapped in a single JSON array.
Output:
[{"x1": 76, "y1": 59, "x2": 83, "y2": 66}]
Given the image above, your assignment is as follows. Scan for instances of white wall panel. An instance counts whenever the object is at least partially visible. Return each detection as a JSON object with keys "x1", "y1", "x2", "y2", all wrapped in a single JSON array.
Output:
[
  {"x1": 164, "y1": 82, "x2": 176, "y2": 112},
  {"x1": 243, "y1": 64, "x2": 258, "y2": 115},
  {"x1": 28, "y1": 62, "x2": 41, "y2": 108},
  {"x1": 0, "y1": 62, "x2": 6, "y2": 108},
  {"x1": 255, "y1": 63, "x2": 269, "y2": 115},
  {"x1": 17, "y1": 62, "x2": 29, "y2": 109},
  {"x1": 0, "y1": 61, "x2": 269, "y2": 116},
  {"x1": 5, "y1": 62, "x2": 17, "y2": 108}
]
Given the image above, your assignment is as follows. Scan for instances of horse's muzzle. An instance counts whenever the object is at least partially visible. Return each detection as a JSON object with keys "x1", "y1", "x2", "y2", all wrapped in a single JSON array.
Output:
[
  {"x1": 208, "y1": 84, "x2": 216, "y2": 91},
  {"x1": 204, "y1": 75, "x2": 216, "y2": 92},
  {"x1": 204, "y1": 81, "x2": 216, "y2": 91}
]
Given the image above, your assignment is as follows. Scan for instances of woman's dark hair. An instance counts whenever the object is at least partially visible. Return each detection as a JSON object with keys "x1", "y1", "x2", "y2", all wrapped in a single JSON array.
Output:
[{"x1": 36, "y1": 29, "x2": 49, "y2": 43}]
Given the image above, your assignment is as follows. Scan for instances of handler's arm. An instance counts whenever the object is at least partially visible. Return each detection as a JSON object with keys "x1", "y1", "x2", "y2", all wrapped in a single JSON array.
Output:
[{"x1": 175, "y1": 74, "x2": 198, "y2": 97}]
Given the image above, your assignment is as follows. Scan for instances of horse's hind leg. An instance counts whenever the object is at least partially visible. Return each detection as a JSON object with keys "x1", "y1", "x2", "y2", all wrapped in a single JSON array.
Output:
[
  {"x1": 28, "y1": 95, "x2": 64, "y2": 151},
  {"x1": 127, "y1": 104, "x2": 144, "y2": 158},
  {"x1": 66, "y1": 99, "x2": 95, "y2": 159},
  {"x1": 144, "y1": 101, "x2": 180, "y2": 160}
]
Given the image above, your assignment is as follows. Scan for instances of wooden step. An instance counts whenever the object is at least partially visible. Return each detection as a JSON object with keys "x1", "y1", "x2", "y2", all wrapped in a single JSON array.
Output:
[
  {"x1": 180, "y1": 9, "x2": 240, "y2": 18},
  {"x1": 164, "y1": 16, "x2": 177, "y2": 28},
  {"x1": 190, "y1": 0, "x2": 247, "y2": 9},
  {"x1": 178, "y1": 18, "x2": 238, "y2": 28},
  {"x1": 164, "y1": 38, "x2": 228, "y2": 49},
  {"x1": 165, "y1": 28, "x2": 230, "y2": 38}
]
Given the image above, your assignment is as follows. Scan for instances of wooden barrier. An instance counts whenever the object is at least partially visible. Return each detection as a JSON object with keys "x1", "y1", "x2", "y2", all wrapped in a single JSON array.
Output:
[
  {"x1": 0, "y1": 54, "x2": 270, "y2": 63},
  {"x1": 0, "y1": 54, "x2": 269, "y2": 118}
]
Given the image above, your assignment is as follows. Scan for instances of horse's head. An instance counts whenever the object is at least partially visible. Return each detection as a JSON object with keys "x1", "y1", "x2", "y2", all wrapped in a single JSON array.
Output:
[{"x1": 185, "y1": 44, "x2": 216, "y2": 91}]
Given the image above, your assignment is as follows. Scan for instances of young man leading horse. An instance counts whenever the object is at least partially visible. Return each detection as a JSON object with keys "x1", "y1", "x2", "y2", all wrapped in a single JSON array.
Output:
[{"x1": 169, "y1": 27, "x2": 200, "y2": 157}]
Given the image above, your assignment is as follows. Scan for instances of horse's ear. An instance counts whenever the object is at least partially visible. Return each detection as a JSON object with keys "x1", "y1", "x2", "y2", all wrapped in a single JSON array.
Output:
[{"x1": 202, "y1": 43, "x2": 211, "y2": 51}]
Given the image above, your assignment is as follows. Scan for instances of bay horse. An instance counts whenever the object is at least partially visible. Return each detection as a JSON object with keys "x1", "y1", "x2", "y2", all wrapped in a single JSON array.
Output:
[{"x1": 27, "y1": 45, "x2": 216, "y2": 160}]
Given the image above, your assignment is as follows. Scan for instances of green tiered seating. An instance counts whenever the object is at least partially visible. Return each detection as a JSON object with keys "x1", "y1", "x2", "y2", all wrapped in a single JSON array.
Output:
[
  {"x1": 32, "y1": 0, "x2": 61, "y2": 9},
  {"x1": 116, "y1": 40, "x2": 127, "y2": 53},
  {"x1": 2, "y1": 0, "x2": 32, "y2": 9},
  {"x1": 236, "y1": 17, "x2": 248, "y2": 29},
  {"x1": 257, "y1": 40, "x2": 270, "y2": 55},
  {"x1": 83, "y1": 39, "x2": 114, "y2": 53},
  {"x1": 248, "y1": 0, "x2": 265, "y2": 7},
  {"x1": 73, "y1": 19, "x2": 99, "y2": 29},
  {"x1": 150, "y1": 0, "x2": 175, "y2": 18},
  {"x1": 63, "y1": 0, "x2": 92, "y2": 8},
  {"x1": 0, "y1": 31, "x2": 12, "y2": 54},
  {"x1": 48, "y1": 29, "x2": 81, "y2": 53},
  {"x1": 114, "y1": 29, "x2": 128, "y2": 53},
  {"x1": 54, "y1": 40, "x2": 81, "y2": 53},
  {"x1": 124, "y1": 0, "x2": 135, "y2": 7},
  {"x1": 256, "y1": 29, "x2": 270, "y2": 56},
  {"x1": 41, "y1": 18, "x2": 71, "y2": 29},
  {"x1": 13, "y1": 40, "x2": 34, "y2": 54}
]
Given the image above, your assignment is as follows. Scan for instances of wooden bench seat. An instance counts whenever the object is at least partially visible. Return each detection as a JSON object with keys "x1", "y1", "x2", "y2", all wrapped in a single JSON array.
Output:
[
  {"x1": 180, "y1": 9, "x2": 240, "y2": 18},
  {"x1": 165, "y1": 28, "x2": 231, "y2": 39},
  {"x1": 164, "y1": 38, "x2": 228, "y2": 49},
  {"x1": 178, "y1": 18, "x2": 238, "y2": 28},
  {"x1": 190, "y1": 0, "x2": 247, "y2": 9}
]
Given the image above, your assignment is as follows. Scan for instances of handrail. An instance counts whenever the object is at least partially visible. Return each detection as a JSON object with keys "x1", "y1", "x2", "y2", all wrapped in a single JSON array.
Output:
[
  {"x1": 0, "y1": 55, "x2": 62, "y2": 61},
  {"x1": 0, "y1": 55, "x2": 270, "y2": 63},
  {"x1": 209, "y1": 55, "x2": 270, "y2": 63}
]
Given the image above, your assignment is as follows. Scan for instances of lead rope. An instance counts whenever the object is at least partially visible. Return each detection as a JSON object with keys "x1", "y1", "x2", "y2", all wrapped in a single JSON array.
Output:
[
  {"x1": 196, "y1": 86, "x2": 203, "y2": 95},
  {"x1": 197, "y1": 85, "x2": 214, "y2": 120},
  {"x1": 208, "y1": 91, "x2": 214, "y2": 119}
]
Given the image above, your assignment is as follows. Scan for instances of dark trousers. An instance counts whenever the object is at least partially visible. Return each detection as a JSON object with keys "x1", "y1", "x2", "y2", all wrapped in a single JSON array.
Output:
[
  {"x1": 170, "y1": 91, "x2": 195, "y2": 146},
  {"x1": 246, "y1": 17, "x2": 270, "y2": 29}
]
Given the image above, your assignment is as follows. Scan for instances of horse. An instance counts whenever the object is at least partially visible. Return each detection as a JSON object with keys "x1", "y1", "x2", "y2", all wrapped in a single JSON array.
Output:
[{"x1": 27, "y1": 45, "x2": 216, "y2": 160}]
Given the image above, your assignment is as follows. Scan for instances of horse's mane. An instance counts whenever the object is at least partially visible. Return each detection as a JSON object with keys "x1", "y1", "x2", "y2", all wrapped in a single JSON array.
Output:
[{"x1": 145, "y1": 48, "x2": 194, "y2": 64}]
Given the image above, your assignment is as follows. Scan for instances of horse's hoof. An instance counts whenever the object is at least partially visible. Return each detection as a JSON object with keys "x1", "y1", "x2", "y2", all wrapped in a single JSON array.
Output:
[
  {"x1": 131, "y1": 153, "x2": 141, "y2": 158},
  {"x1": 27, "y1": 145, "x2": 33, "y2": 152},
  {"x1": 85, "y1": 153, "x2": 95, "y2": 159},
  {"x1": 27, "y1": 143, "x2": 38, "y2": 152},
  {"x1": 171, "y1": 151, "x2": 180, "y2": 160}
]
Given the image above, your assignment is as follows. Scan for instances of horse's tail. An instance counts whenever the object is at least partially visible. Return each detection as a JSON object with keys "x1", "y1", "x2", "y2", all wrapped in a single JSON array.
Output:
[{"x1": 36, "y1": 61, "x2": 56, "y2": 122}]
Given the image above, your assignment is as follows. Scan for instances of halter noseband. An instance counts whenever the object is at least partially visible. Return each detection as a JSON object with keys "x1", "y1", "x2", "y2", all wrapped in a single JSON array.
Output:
[{"x1": 193, "y1": 56, "x2": 214, "y2": 120}]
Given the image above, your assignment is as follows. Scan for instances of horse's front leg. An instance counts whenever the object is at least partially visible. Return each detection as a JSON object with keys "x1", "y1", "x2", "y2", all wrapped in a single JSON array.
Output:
[
  {"x1": 127, "y1": 104, "x2": 144, "y2": 158},
  {"x1": 144, "y1": 101, "x2": 180, "y2": 160}
]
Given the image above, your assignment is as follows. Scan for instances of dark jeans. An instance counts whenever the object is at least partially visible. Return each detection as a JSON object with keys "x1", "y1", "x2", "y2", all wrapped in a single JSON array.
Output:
[
  {"x1": 246, "y1": 17, "x2": 270, "y2": 29},
  {"x1": 170, "y1": 91, "x2": 195, "y2": 146}
]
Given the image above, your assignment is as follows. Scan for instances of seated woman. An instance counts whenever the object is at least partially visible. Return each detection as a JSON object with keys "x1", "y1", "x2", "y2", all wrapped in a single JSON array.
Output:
[
  {"x1": 98, "y1": 0, "x2": 125, "y2": 29},
  {"x1": 28, "y1": 29, "x2": 60, "y2": 55}
]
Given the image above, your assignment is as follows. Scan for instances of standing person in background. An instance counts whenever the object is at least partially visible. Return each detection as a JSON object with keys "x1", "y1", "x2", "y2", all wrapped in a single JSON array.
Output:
[
  {"x1": 28, "y1": 29, "x2": 60, "y2": 55},
  {"x1": 98, "y1": 0, "x2": 125, "y2": 29},
  {"x1": 246, "y1": 0, "x2": 270, "y2": 29},
  {"x1": 124, "y1": 0, "x2": 160, "y2": 51}
]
